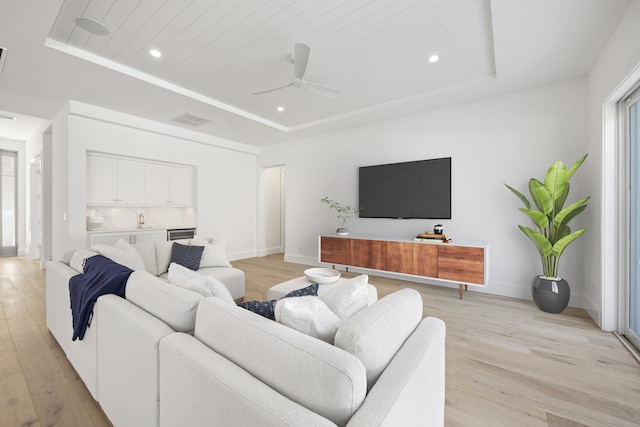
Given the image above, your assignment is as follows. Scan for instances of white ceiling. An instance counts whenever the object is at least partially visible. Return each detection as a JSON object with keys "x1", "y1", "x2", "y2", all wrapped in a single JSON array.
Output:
[{"x1": 0, "y1": 0, "x2": 632, "y2": 146}]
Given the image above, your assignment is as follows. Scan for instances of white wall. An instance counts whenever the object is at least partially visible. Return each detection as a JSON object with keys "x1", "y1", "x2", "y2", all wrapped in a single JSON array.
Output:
[
  {"x1": 587, "y1": 0, "x2": 640, "y2": 329},
  {"x1": 260, "y1": 79, "x2": 590, "y2": 304},
  {"x1": 49, "y1": 101, "x2": 259, "y2": 261}
]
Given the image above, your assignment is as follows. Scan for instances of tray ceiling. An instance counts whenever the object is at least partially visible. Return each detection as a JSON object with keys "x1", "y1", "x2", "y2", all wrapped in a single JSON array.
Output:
[{"x1": 46, "y1": 0, "x2": 496, "y2": 130}]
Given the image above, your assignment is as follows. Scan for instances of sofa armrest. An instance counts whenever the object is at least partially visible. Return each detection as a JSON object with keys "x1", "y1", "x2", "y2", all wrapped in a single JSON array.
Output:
[
  {"x1": 97, "y1": 294, "x2": 175, "y2": 427},
  {"x1": 347, "y1": 317, "x2": 446, "y2": 427},
  {"x1": 159, "y1": 333, "x2": 336, "y2": 427},
  {"x1": 45, "y1": 261, "x2": 100, "y2": 400}
]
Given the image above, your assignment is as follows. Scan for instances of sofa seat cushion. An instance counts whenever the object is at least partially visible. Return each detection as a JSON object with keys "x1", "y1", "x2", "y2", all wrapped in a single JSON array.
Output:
[
  {"x1": 194, "y1": 297, "x2": 367, "y2": 427},
  {"x1": 334, "y1": 288, "x2": 423, "y2": 390},
  {"x1": 125, "y1": 270, "x2": 203, "y2": 334}
]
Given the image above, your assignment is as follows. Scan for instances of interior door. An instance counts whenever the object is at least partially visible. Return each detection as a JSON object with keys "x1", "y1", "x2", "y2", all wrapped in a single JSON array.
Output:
[{"x1": 0, "y1": 150, "x2": 18, "y2": 257}]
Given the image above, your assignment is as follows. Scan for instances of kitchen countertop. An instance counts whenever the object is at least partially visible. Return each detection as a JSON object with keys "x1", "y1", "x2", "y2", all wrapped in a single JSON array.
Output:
[{"x1": 87, "y1": 226, "x2": 196, "y2": 234}]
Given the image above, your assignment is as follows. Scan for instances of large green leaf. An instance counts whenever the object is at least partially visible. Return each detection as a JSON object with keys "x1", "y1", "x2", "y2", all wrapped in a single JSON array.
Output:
[
  {"x1": 529, "y1": 179, "x2": 553, "y2": 215},
  {"x1": 551, "y1": 228, "x2": 587, "y2": 258},
  {"x1": 519, "y1": 208, "x2": 549, "y2": 231},
  {"x1": 544, "y1": 160, "x2": 568, "y2": 209},
  {"x1": 504, "y1": 184, "x2": 531, "y2": 209},
  {"x1": 566, "y1": 154, "x2": 588, "y2": 181},
  {"x1": 553, "y1": 197, "x2": 590, "y2": 231},
  {"x1": 554, "y1": 183, "x2": 570, "y2": 215},
  {"x1": 519, "y1": 225, "x2": 552, "y2": 257}
]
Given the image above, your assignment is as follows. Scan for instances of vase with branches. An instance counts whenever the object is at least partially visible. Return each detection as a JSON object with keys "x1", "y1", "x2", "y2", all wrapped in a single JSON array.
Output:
[{"x1": 321, "y1": 196, "x2": 362, "y2": 235}]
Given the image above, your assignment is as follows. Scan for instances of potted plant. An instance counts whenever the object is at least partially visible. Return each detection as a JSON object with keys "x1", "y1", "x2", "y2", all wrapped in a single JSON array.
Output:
[
  {"x1": 504, "y1": 154, "x2": 589, "y2": 313},
  {"x1": 321, "y1": 196, "x2": 362, "y2": 235}
]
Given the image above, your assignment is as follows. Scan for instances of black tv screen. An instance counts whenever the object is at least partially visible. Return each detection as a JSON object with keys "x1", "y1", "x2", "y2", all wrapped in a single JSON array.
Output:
[{"x1": 359, "y1": 157, "x2": 451, "y2": 219}]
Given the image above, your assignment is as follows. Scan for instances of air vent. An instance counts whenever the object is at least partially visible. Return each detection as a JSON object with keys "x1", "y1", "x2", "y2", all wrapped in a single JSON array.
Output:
[
  {"x1": 0, "y1": 47, "x2": 6, "y2": 76},
  {"x1": 170, "y1": 113, "x2": 210, "y2": 127}
]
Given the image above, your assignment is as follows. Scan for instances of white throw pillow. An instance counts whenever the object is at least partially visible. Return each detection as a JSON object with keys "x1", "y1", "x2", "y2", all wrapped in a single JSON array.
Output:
[
  {"x1": 191, "y1": 236, "x2": 232, "y2": 268},
  {"x1": 91, "y1": 239, "x2": 146, "y2": 271},
  {"x1": 167, "y1": 262, "x2": 201, "y2": 284},
  {"x1": 275, "y1": 296, "x2": 341, "y2": 343},
  {"x1": 69, "y1": 250, "x2": 98, "y2": 273},
  {"x1": 167, "y1": 262, "x2": 235, "y2": 304},
  {"x1": 319, "y1": 275, "x2": 370, "y2": 321}
]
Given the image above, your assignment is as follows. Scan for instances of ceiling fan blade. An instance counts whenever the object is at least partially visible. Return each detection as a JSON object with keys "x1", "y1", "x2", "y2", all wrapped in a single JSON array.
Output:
[
  {"x1": 252, "y1": 82, "x2": 293, "y2": 95},
  {"x1": 294, "y1": 43, "x2": 310, "y2": 80},
  {"x1": 303, "y1": 81, "x2": 341, "y2": 98}
]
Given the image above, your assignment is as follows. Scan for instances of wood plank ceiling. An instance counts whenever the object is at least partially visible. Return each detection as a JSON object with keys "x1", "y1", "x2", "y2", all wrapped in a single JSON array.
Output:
[{"x1": 47, "y1": 0, "x2": 495, "y2": 130}]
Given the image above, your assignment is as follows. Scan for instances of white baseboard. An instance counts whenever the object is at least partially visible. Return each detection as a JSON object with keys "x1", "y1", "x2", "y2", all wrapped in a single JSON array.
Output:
[
  {"x1": 283, "y1": 253, "x2": 318, "y2": 266},
  {"x1": 229, "y1": 249, "x2": 257, "y2": 262},
  {"x1": 257, "y1": 246, "x2": 284, "y2": 257},
  {"x1": 279, "y1": 253, "x2": 598, "y2": 318}
]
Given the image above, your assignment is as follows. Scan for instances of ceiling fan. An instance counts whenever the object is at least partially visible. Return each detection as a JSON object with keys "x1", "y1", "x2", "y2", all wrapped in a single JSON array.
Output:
[{"x1": 253, "y1": 43, "x2": 341, "y2": 98}]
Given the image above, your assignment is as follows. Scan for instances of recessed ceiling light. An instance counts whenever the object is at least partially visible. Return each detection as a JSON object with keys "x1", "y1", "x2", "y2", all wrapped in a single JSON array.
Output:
[
  {"x1": 75, "y1": 17, "x2": 109, "y2": 36},
  {"x1": 428, "y1": 54, "x2": 439, "y2": 63},
  {"x1": 277, "y1": 106, "x2": 284, "y2": 112},
  {"x1": 150, "y1": 49, "x2": 162, "y2": 58}
]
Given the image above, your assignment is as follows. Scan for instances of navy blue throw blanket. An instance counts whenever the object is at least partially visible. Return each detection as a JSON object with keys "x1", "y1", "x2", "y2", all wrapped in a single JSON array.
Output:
[{"x1": 69, "y1": 255, "x2": 133, "y2": 341}]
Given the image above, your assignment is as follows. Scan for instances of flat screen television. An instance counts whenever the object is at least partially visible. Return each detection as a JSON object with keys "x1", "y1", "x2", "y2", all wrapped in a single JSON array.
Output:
[{"x1": 359, "y1": 157, "x2": 451, "y2": 219}]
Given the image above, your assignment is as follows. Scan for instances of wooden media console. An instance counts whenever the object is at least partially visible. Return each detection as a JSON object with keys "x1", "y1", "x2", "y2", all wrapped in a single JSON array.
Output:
[{"x1": 319, "y1": 235, "x2": 489, "y2": 298}]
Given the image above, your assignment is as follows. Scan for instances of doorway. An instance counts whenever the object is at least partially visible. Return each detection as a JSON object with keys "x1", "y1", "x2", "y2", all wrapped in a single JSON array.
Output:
[
  {"x1": 262, "y1": 165, "x2": 285, "y2": 255},
  {"x1": 29, "y1": 157, "x2": 42, "y2": 260},
  {"x1": 0, "y1": 150, "x2": 18, "y2": 256}
]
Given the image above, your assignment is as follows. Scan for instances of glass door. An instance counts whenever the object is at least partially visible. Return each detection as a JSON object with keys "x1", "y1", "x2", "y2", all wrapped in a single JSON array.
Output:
[
  {"x1": 627, "y1": 91, "x2": 640, "y2": 350},
  {"x1": 0, "y1": 150, "x2": 18, "y2": 257}
]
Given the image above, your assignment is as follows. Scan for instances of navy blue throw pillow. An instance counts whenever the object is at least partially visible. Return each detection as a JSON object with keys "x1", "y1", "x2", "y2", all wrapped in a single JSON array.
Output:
[
  {"x1": 171, "y1": 242, "x2": 204, "y2": 271},
  {"x1": 238, "y1": 300, "x2": 277, "y2": 320},
  {"x1": 282, "y1": 283, "x2": 319, "y2": 298},
  {"x1": 237, "y1": 283, "x2": 320, "y2": 320}
]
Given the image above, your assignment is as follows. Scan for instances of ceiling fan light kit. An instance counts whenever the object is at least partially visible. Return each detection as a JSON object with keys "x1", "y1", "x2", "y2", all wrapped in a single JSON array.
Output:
[{"x1": 253, "y1": 43, "x2": 340, "y2": 98}]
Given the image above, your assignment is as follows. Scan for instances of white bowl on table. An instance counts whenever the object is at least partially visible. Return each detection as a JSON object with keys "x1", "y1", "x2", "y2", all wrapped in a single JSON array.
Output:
[{"x1": 304, "y1": 268, "x2": 341, "y2": 284}]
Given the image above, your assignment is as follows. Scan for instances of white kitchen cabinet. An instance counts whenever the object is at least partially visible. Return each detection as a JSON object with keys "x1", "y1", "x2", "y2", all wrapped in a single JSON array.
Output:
[
  {"x1": 87, "y1": 154, "x2": 192, "y2": 207},
  {"x1": 87, "y1": 232, "x2": 133, "y2": 247},
  {"x1": 145, "y1": 164, "x2": 192, "y2": 206},
  {"x1": 86, "y1": 156, "x2": 118, "y2": 204},
  {"x1": 168, "y1": 166, "x2": 192, "y2": 206},
  {"x1": 132, "y1": 230, "x2": 167, "y2": 244},
  {"x1": 87, "y1": 155, "x2": 145, "y2": 205},
  {"x1": 87, "y1": 229, "x2": 167, "y2": 247}
]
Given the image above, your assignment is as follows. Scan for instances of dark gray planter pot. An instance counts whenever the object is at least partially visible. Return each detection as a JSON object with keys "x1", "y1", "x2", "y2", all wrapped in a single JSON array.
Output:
[{"x1": 532, "y1": 276, "x2": 570, "y2": 313}]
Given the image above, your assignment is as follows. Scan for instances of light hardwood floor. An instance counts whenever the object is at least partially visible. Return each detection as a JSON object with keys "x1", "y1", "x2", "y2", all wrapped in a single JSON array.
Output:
[{"x1": 1, "y1": 254, "x2": 639, "y2": 426}]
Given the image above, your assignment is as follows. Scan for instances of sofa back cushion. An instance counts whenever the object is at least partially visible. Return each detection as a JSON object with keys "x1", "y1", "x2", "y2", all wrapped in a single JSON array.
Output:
[
  {"x1": 154, "y1": 241, "x2": 175, "y2": 276},
  {"x1": 334, "y1": 288, "x2": 423, "y2": 390},
  {"x1": 131, "y1": 242, "x2": 158, "y2": 275},
  {"x1": 195, "y1": 297, "x2": 367, "y2": 427},
  {"x1": 125, "y1": 271, "x2": 203, "y2": 334}
]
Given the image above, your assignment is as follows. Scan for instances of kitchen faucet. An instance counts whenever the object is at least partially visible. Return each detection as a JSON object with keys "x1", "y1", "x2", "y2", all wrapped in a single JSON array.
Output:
[{"x1": 138, "y1": 213, "x2": 145, "y2": 227}]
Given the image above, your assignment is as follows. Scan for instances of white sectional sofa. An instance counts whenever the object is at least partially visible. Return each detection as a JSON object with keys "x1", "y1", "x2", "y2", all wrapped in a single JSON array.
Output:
[{"x1": 46, "y1": 243, "x2": 446, "y2": 427}]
